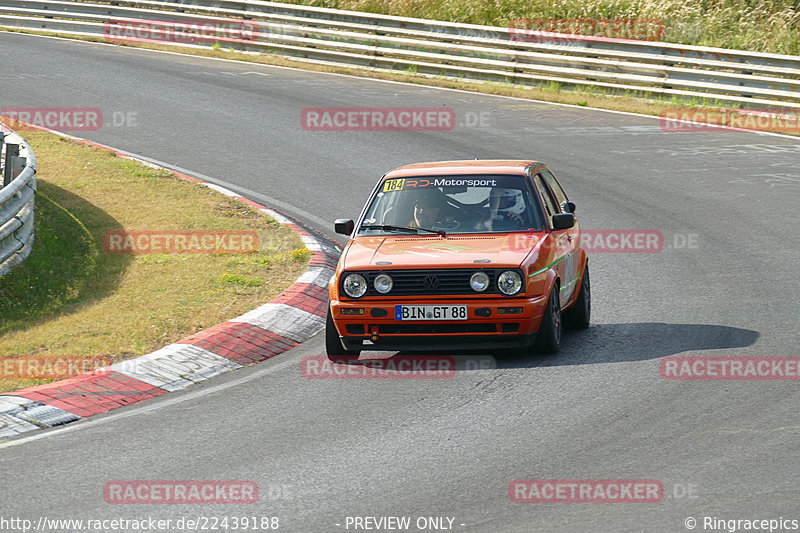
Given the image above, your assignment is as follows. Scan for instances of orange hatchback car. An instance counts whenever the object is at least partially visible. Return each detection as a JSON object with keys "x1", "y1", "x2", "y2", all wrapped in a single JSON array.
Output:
[{"x1": 327, "y1": 160, "x2": 589, "y2": 359}]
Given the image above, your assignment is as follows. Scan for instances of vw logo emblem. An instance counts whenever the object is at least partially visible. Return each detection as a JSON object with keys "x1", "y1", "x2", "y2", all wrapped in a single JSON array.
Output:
[{"x1": 423, "y1": 274, "x2": 439, "y2": 291}]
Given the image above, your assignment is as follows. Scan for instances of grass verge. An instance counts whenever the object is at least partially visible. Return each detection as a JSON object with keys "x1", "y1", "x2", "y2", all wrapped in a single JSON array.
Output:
[
  {"x1": 0, "y1": 123, "x2": 310, "y2": 393},
  {"x1": 287, "y1": 0, "x2": 800, "y2": 56}
]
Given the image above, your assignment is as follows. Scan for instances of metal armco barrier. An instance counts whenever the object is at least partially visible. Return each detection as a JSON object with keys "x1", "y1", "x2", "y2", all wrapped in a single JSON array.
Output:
[
  {"x1": 0, "y1": 123, "x2": 36, "y2": 278},
  {"x1": 0, "y1": 1, "x2": 799, "y2": 109}
]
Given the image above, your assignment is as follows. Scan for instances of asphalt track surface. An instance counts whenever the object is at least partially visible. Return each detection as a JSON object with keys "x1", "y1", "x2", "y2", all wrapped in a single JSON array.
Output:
[{"x1": 1, "y1": 32, "x2": 799, "y2": 532}]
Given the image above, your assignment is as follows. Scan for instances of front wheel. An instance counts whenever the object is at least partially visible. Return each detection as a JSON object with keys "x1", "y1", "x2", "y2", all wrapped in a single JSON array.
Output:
[
  {"x1": 326, "y1": 305, "x2": 360, "y2": 362},
  {"x1": 564, "y1": 264, "x2": 590, "y2": 329},
  {"x1": 534, "y1": 284, "x2": 562, "y2": 354}
]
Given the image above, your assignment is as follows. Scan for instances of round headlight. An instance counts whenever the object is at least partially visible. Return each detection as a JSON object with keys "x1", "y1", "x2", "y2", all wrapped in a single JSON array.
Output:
[
  {"x1": 374, "y1": 273, "x2": 393, "y2": 294},
  {"x1": 343, "y1": 273, "x2": 368, "y2": 298},
  {"x1": 470, "y1": 271, "x2": 490, "y2": 292},
  {"x1": 497, "y1": 270, "x2": 523, "y2": 296}
]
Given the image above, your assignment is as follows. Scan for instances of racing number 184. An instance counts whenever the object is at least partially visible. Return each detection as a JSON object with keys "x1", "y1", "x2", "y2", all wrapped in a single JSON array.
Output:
[{"x1": 383, "y1": 179, "x2": 405, "y2": 192}]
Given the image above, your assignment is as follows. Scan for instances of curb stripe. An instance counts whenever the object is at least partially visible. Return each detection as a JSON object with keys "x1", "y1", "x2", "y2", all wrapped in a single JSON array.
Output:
[
  {"x1": 234, "y1": 196, "x2": 266, "y2": 210},
  {"x1": 0, "y1": 395, "x2": 79, "y2": 436},
  {"x1": 13, "y1": 404, "x2": 81, "y2": 429},
  {"x1": 0, "y1": 118, "x2": 338, "y2": 440},
  {"x1": 12, "y1": 372, "x2": 166, "y2": 418},
  {"x1": 260, "y1": 208, "x2": 292, "y2": 225},
  {"x1": 272, "y1": 283, "x2": 328, "y2": 308},
  {"x1": 0, "y1": 413, "x2": 40, "y2": 438},
  {"x1": 231, "y1": 303, "x2": 326, "y2": 343},
  {"x1": 110, "y1": 345, "x2": 242, "y2": 392},
  {"x1": 297, "y1": 265, "x2": 336, "y2": 288},
  {"x1": 180, "y1": 322, "x2": 298, "y2": 365}
]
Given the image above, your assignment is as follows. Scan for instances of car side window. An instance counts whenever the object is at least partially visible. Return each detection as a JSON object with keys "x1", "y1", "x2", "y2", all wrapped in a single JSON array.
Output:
[
  {"x1": 541, "y1": 169, "x2": 569, "y2": 211},
  {"x1": 533, "y1": 174, "x2": 559, "y2": 227}
]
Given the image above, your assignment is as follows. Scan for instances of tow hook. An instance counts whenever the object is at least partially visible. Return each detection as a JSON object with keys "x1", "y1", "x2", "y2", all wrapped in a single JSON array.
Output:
[{"x1": 370, "y1": 326, "x2": 379, "y2": 342}]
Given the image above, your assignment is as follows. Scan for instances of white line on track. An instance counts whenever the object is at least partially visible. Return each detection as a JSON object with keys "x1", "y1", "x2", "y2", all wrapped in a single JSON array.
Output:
[
  {"x1": 2, "y1": 30, "x2": 799, "y2": 141},
  {"x1": 95, "y1": 148, "x2": 335, "y2": 231},
  {"x1": 0, "y1": 347, "x2": 305, "y2": 449},
  {"x1": 0, "y1": 29, "x2": 796, "y2": 447}
]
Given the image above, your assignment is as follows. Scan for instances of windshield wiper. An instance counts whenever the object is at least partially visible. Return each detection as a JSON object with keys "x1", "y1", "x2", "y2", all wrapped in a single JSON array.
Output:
[{"x1": 360, "y1": 224, "x2": 446, "y2": 238}]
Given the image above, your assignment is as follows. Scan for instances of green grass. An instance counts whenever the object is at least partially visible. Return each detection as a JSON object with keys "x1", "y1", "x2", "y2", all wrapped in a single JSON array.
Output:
[
  {"x1": 0, "y1": 183, "x2": 104, "y2": 322},
  {"x1": 289, "y1": 0, "x2": 800, "y2": 55},
  {"x1": 0, "y1": 128, "x2": 309, "y2": 393}
]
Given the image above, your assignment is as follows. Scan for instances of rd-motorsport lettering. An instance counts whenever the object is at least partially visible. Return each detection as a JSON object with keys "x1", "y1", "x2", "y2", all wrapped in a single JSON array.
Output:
[{"x1": 382, "y1": 178, "x2": 499, "y2": 191}]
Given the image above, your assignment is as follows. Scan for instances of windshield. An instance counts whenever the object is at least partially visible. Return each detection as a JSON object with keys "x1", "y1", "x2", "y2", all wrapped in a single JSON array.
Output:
[{"x1": 358, "y1": 175, "x2": 543, "y2": 235}]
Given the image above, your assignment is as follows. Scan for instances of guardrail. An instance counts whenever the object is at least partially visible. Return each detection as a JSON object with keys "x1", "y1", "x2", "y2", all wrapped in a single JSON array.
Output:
[
  {"x1": 1, "y1": 0, "x2": 799, "y2": 109},
  {"x1": 0, "y1": 122, "x2": 37, "y2": 278}
]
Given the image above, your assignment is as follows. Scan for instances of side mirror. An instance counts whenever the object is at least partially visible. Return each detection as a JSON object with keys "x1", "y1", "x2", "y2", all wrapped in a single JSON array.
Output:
[
  {"x1": 551, "y1": 213, "x2": 575, "y2": 230},
  {"x1": 564, "y1": 201, "x2": 576, "y2": 213},
  {"x1": 334, "y1": 219, "x2": 355, "y2": 235}
]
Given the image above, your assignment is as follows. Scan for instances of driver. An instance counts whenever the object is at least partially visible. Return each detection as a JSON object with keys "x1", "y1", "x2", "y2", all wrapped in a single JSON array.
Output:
[{"x1": 410, "y1": 191, "x2": 459, "y2": 230}]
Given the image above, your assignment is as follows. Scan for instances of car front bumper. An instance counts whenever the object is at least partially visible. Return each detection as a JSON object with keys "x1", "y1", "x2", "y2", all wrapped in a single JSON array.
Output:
[{"x1": 330, "y1": 295, "x2": 547, "y2": 352}]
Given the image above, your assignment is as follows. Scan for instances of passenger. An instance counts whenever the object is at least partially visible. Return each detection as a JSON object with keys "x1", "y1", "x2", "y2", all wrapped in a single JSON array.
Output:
[{"x1": 487, "y1": 188, "x2": 526, "y2": 228}]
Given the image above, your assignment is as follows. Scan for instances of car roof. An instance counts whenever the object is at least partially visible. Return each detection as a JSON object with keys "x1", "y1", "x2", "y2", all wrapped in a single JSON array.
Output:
[{"x1": 383, "y1": 160, "x2": 543, "y2": 179}]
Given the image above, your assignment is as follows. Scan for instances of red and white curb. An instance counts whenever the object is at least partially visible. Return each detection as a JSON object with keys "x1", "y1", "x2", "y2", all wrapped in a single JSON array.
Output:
[{"x1": 0, "y1": 121, "x2": 338, "y2": 440}]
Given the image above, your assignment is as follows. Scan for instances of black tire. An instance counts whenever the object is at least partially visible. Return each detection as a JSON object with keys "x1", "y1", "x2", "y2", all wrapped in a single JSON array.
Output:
[
  {"x1": 534, "y1": 284, "x2": 562, "y2": 354},
  {"x1": 325, "y1": 305, "x2": 360, "y2": 361},
  {"x1": 564, "y1": 264, "x2": 590, "y2": 329}
]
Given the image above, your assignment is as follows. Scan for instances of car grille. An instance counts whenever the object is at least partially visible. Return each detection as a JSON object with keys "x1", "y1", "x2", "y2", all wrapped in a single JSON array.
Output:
[{"x1": 361, "y1": 269, "x2": 499, "y2": 296}]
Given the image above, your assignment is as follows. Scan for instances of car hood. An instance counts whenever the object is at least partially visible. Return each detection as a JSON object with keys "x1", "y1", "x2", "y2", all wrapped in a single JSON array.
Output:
[{"x1": 342, "y1": 234, "x2": 542, "y2": 269}]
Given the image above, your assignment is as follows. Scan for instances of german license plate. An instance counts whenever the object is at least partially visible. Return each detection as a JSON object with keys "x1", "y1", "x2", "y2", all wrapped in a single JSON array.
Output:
[{"x1": 395, "y1": 305, "x2": 468, "y2": 321}]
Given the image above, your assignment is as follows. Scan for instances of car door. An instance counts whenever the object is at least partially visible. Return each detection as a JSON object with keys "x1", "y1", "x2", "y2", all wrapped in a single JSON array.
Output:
[{"x1": 533, "y1": 172, "x2": 579, "y2": 306}]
